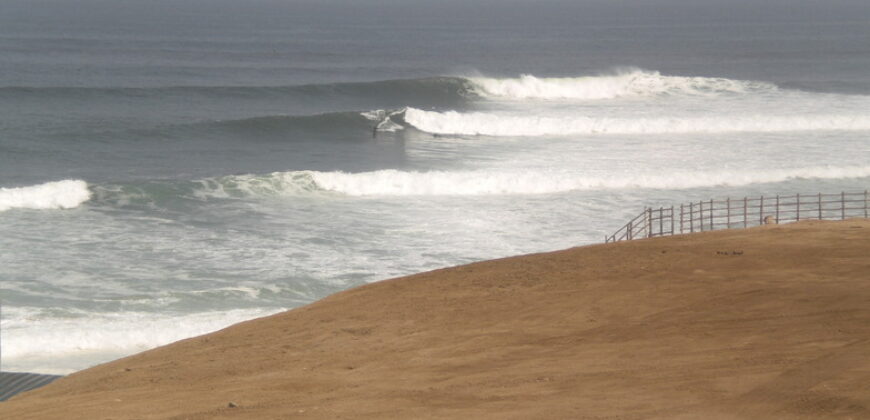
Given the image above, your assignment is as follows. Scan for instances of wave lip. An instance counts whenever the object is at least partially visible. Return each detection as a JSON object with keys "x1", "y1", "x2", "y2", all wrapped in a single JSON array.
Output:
[
  {"x1": 467, "y1": 69, "x2": 777, "y2": 100},
  {"x1": 403, "y1": 107, "x2": 870, "y2": 137},
  {"x1": 0, "y1": 180, "x2": 91, "y2": 212}
]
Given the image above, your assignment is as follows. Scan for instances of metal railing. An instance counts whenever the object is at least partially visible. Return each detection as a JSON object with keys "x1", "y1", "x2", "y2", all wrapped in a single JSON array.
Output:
[{"x1": 605, "y1": 190, "x2": 869, "y2": 243}]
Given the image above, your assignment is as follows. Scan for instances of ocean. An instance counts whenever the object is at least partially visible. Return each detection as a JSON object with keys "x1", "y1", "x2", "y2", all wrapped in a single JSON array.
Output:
[{"x1": 1, "y1": 0, "x2": 869, "y2": 374}]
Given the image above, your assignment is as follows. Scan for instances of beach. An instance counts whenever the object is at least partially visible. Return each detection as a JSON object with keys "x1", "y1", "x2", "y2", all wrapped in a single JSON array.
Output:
[{"x1": 2, "y1": 219, "x2": 868, "y2": 419}]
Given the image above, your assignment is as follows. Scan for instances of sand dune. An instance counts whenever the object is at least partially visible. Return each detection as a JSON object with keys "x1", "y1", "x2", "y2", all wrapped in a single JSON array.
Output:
[{"x1": 2, "y1": 220, "x2": 869, "y2": 419}]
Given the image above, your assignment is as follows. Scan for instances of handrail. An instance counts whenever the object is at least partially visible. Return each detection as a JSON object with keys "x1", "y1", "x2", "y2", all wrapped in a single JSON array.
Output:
[{"x1": 605, "y1": 190, "x2": 869, "y2": 243}]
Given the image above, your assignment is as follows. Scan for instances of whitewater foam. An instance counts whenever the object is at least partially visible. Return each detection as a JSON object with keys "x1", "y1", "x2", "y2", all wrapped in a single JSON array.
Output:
[
  {"x1": 0, "y1": 180, "x2": 91, "y2": 212},
  {"x1": 403, "y1": 107, "x2": 870, "y2": 136},
  {"x1": 467, "y1": 70, "x2": 777, "y2": 100},
  {"x1": 192, "y1": 172, "x2": 322, "y2": 199},
  {"x1": 280, "y1": 166, "x2": 870, "y2": 197},
  {"x1": 2, "y1": 307, "x2": 283, "y2": 374}
]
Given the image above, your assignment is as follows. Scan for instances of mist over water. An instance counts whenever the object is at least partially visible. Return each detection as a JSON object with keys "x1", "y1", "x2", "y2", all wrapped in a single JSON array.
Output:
[{"x1": 1, "y1": 0, "x2": 869, "y2": 374}]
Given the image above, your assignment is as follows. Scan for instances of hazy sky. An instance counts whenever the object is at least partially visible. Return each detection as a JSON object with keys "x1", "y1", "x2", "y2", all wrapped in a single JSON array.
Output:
[{"x1": 4, "y1": 0, "x2": 869, "y2": 25}]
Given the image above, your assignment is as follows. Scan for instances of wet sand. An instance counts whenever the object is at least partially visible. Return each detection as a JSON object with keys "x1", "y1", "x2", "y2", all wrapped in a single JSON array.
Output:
[{"x1": 2, "y1": 219, "x2": 869, "y2": 419}]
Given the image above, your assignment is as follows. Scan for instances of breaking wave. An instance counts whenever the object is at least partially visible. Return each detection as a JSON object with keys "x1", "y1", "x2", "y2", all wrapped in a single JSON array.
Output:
[
  {"x1": 0, "y1": 180, "x2": 91, "y2": 212},
  {"x1": 467, "y1": 69, "x2": 777, "y2": 100},
  {"x1": 90, "y1": 171, "x2": 323, "y2": 208},
  {"x1": 402, "y1": 107, "x2": 870, "y2": 136},
  {"x1": 1, "y1": 70, "x2": 780, "y2": 107},
  {"x1": 94, "y1": 166, "x2": 870, "y2": 204},
  {"x1": 304, "y1": 166, "x2": 870, "y2": 196}
]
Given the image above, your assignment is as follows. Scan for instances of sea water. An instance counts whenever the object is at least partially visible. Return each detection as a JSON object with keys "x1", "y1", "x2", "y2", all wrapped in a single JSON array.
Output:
[{"x1": 1, "y1": 0, "x2": 869, "y2": 374}]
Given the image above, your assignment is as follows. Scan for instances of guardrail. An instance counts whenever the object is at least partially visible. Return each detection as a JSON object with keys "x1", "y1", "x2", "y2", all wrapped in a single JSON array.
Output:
[{"x1": 605, "y1": 190, "x2": 869, "y2": 243}]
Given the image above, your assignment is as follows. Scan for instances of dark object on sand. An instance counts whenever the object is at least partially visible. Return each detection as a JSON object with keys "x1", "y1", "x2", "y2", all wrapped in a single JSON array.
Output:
[{"x1": 0, "y1": 372, "x2": 61, "y2": 402}]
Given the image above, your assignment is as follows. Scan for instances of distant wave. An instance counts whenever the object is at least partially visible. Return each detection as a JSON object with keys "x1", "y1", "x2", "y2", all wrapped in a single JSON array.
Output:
[
  {"x1": 402, "y1": 107, "x2": 870, "y2": 136},
  {"x1": 0, "y1": 70, "x2": 778, "y2": 104},
  {"x1": 0, "y1": 77, "x2": 473, "y2": 103},
  {"x1": 467, "y1": 69, "x2": 777, "y2": 100},
  {"x1": 0, "y1": 180, "x2": 91, "y2": 212}
]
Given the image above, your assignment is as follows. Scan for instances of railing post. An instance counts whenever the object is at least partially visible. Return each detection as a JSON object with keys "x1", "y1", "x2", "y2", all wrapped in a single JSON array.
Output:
[
  {"x1": 797, "y1": 193, "x2": 800, "y2": 221},
  {"x1": 842, "y1": 191, "x2": 846, "y2": 220},
  {"x1": 670, "y1": 206, "x2": 675, "y2": 235},
  {"x1": 775, "y1": 195, "x2": 780, "y2": 223},
  {"x1": 680, "y1": 204, "x2": 684, "y2": 234},
  {"x1": 761, "y1": 195, "x2": 766, "y2": 224},
  {"x1": 701, "y1": 200, "x2": 706, "y2": 231},
  {"x1": 865, "y1": 190, "x2": 868, "y2": 219},
  {"x1": 818, "y1": 192, "x2": 822, "y2": 220},
  {"x1": 709, "y1": 199, "x2": 714, "y2": 230},
  {"x1": 648, "y1": 208, "x2": 653, "y2": 238},
  {"x1": 694, "y1": 201, "x2": 698, "y2": 232},
  {"x1": 628, "y1": 221, "x2": 633, "y2": 240},
  {"x1": 659, "y1": 207, "x2": 664, "y2": 237},
  {"x1": 743, "y1": 197, "x2": 747, "y2": 228},
  {"x1": 726, "y1": 197, "x2": 731, "y2": 228}
]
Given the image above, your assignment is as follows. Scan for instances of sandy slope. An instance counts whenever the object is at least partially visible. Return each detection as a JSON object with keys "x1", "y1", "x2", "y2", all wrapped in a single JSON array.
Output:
[{"x1": 2, "y1": 220, "x2": 869, "y2": 419}]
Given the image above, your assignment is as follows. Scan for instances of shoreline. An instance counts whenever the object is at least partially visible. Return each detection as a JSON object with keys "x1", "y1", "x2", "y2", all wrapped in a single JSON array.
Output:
[{"x1": 2, "y1": 219, "x2": 869, "y2": 419}]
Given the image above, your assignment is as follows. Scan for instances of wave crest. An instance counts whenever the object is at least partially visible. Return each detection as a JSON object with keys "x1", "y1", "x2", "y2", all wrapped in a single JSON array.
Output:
[
  {"x1": 467, "y1": 69, "x2": 776, "y2": 100},
  {"x1": 0, "y1": 180, "x2": 91, "y2": 212}
]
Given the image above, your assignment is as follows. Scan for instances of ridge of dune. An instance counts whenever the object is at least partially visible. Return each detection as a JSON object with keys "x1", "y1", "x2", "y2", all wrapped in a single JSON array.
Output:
[{"x1": 2, "y1": 220, "x2": 870, "y2": 419}]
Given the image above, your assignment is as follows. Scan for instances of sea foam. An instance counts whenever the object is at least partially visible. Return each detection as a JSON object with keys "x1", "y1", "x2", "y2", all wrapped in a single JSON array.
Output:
[
  {"x1": 467, "y1": 70, "x2": 776, "y2": 100},
  {"x1": 403, "y1": 107, "x2": 870, "y2": 136},
  {"x1": 0, "y1": 180, "x2": 91, "y2": 212},
  {"x1": 2, "y1": 307, "x2": 283, "y2": 374}
]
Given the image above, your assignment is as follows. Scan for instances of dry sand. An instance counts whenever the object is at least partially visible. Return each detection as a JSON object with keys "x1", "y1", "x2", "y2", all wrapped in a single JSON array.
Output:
[{"x1": 2, "y1": 219, "x2": 869, "y2": 419}]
